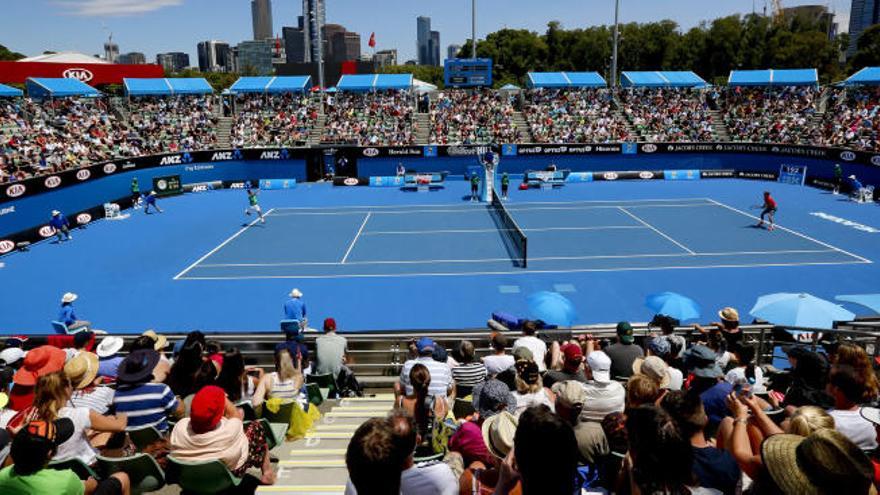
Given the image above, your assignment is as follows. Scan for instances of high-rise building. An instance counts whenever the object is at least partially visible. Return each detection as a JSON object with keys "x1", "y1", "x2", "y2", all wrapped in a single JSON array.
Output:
[
  {"x1": 303, "y1": 0, "x2": 326, "y2": 63},
  {"x1": 283, "y1": 19, "x2": 307, "y2": 64},
  {"x1": 417, "y1": 16, "x2": 431, "y2": 65},
  {"x1": 447, "y1": 44, "x2": 462, "y2": 62},
  {"x1": 848, "y1": 0, "x2": 880, "y2": 57},
  {"x1": 373, "y1": 49, "x2": 398, "y2": 68},
  {"x1": 117, "y1": 52, "x2": 146, "y2": 64},
  {"x1": 331, "y1": 31, "x2": 361, "y2": 63},
  {"x1": 197, "y1": 40, "x2": 231, "y2": 72},
  {"x1": 430, "y1": 31, "x2": 441, "y2": 67},
  {"x1": 156, "y1": 52, "x2": 190, "y2": 73},
  {"x1": 103, "y1": 42, "x2": 119, "y2": 62},
  {"x1": 236, "y1": 40, "x2": 274, "y2": 75},
  {"x1": 252, "y1": 0, "x2": 274, "y2": 40},
  {"x1": 322, "y1": 23, "x2": 346, "y2": 63}
]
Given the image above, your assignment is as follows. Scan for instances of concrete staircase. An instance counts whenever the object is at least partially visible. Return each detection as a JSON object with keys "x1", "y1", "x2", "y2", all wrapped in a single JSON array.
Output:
[
  {"x1": 308, "y1": 115, "x2": 326, "y2": 146},
  {"x1": 708, "y1": 109, "x2": 731, "y2": 141},
  {"x1": 511, "y1": 111, "x2": 531, "y2": 143},
  {"x1": 414, "y1": 113, "x2": 431, "y2": 144},
  {"x1": 215, "y1": 116, "x2": 233, "y2": 148}
]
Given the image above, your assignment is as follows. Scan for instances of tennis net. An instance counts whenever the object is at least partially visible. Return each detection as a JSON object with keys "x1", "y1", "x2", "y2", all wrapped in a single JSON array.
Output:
[{"x1": 488, "y1": 187, "x2": 528, "y2": 268}]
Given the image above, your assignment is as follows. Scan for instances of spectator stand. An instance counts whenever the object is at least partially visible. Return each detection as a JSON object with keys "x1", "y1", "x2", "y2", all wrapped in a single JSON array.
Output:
[
  {"x1": 323, "y1": 74, "x2": 416, "y2": 146},
  {"x1": 619, "y1": 71, "x2": 714, "y2": 142},
  {"x1": 0, "y1": 83, "x2": 23, "y2": 98},
  {"x1": 25, "y1": 77, "x2": 100, "y2": 100},
  {"x1": 820, "y1": 67, "x2": 880, "y2": 152},
  {"x1": 228, "y1": 76, "x2": 317, "y2": 148}
]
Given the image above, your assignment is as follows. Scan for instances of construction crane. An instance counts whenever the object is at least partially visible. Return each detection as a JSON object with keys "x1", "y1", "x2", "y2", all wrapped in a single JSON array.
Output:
[{"x1": 769, "y1": 0, "x2": 785, "y2": 21}]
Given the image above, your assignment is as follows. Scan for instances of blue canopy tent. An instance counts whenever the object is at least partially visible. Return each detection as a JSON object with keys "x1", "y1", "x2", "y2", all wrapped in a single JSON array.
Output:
[
  {"x1": 621, "y1": 71, "x2": 708, "y2": 88},
  {"x1": 26, "y1": 78, "x2": 100, "y2": 99},
  {"x1": 123, "y1": 78, "x2": 213, "y2": 96},
  {"x1": 336, "y1": 74, "x2": 413, "y2": 92},
  {"x1": 728, "y1": 69, "x2": 818, "y2": 87},
  {"x1": 229, "y1": 76, "x2": 311, "y2": 94},
  {"x1": 526, "y1": 72, "x2": 606, "y2": 89},
  {"x1": 0, "y1": 83, "x2": 23, "y2": 97},
  {"x1": 845, "y1": 67, "x2": 880, "y2": 86}
]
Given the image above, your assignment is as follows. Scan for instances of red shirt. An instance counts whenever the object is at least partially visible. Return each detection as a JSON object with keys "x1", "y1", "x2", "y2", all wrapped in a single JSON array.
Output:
[{"x1": 765, "y1": 195, "x2": 777, "y2": 209}]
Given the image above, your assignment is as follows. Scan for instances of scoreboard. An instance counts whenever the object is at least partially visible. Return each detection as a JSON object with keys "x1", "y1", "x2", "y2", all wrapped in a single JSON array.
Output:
[{"x1": 444, "y1": 58, "x2": 493, "y2": 88}]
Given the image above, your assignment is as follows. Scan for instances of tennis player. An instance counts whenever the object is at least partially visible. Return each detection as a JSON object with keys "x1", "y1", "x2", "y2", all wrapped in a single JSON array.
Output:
[
  {"x1": 144, "y1": 191, "x2": 163, "y2": 214},
  {"x1": 245, "y1": 187, "x2": 266, "y2": 224},
  {"x1": 755, "y1": 191, "x2": 777, "y2": 231},
  {"x1": 49, "y1": 210, "x2": 72, "y2": 242}
]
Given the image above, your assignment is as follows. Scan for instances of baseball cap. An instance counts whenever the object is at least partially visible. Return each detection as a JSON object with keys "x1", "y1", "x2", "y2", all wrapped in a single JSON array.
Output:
[
  {"x1": 587, "y1": 351, "x2": 612, "y2": 383},
  {"x1": 616, "y1": 321, "x2": 634, "y2": 344},
  {"x1": 647, "y1": 336, "x2": 671, "y2": 357},
  {"x1": 0, "y1": 347, "x2": 26, "y2": 366},
  {"x1": 323, "y1": 318, "x2": 337, "y2": 331},
  {"x1": 11, "y1": 418, "x2": 75, "y2": 463},
  {"x1": 473, "y1": 379, "x2": 517, "y2": 418},
  {"x1": 190, "y1": 385, "x2": 226, "y2": 434},
  {"x1": 512, "y1": 346, "x2": 533, "y2": 361},
  {"x1": 416, "y1": 337, "x2": 435, "y2": 353},
  {"x1": 684, "y1": 345, "x2": 722, "y2": 378},
  {"x1": 552, "y1": 380, "x2": 587, "y2": 408},
  {"x1": 561, "y1": 343, "x2": 583, "y2": 363}
]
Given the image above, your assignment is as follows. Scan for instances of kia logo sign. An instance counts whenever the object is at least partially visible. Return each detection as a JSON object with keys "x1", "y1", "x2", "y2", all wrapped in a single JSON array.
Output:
[
  {"x1": 362, "y1": 148, "x2": 379, "y2": 157},
  {"x1": 76, "y1": 213, "x2": 92, "y2": 225},
  {"x1": 642, "y1": 144, "x2": 657, "y2": 153},
  {"x1": 6, "y1": 184, "x2": 25, "y2": 198},
  {"x1": 603, "y1": 172, "x2": 618, "y2": 180},
  {"x1": 44, "y1": 176, "x2": 62, "y2": 188},
  {"x1": 343, "y1": 177, "x2": 359, "y2": 186},
  {"x1": 39, "y1": 226, "x2": 57, "y2": 238},
  {"x1": 76, "y1": 169, "x2": 91, "y2": 181},
  {"x1": 840, "y1": 151, "x2": 856, "y2": 161},
  {"x1": 639, "y1": 171, "x2": 654, "y2": 179},
  {"x1": 0, "y1": 240, "x2": 14, "y2": 254},
  {"x1": 871, "y1": 156, "x2": 880, "y2": 167},
  {"x1": 103, "y1": 163, "x2": 117, "y2": 174},
  {"x1": 63, "y1": 68, "x2": 94, "y2": 82}
]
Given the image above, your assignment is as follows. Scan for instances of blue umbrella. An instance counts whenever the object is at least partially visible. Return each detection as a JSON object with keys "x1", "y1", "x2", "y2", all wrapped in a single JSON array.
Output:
[
  {"x1": 527, "y1": 291, "x2": 577, "y2": 327},
  {"x1": 749, "y1": 293, "x2": 855, "y2": 329},
  {"x1": 645, "y1": 292, "x2": 701, "y2": 321},
  {"x1": 836, "y1": 294, "x2": 880, "y2": 315}
]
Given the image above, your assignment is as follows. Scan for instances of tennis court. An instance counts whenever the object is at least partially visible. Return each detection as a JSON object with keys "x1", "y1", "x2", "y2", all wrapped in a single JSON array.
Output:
[{"x1": 175, "y1": 196, "x2": 868, "y2": 280}]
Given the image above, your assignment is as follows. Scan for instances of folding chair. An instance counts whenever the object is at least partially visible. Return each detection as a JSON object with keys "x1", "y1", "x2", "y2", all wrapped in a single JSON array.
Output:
[
  {"x1": 49, "y1": 458, "x2": 99, "y2": 480},
  {"x1": 236, "y1": 400, "x2": 257, "y2": 421},
  {"x1": 95, "y1": 453, "x2": 165, "y2": 494},
  {"x1": 260, "y1": 400, "x2": 295, "y2": 425},
  {"x1": 165, "y1": 455, "x2": 243, "y2": 495},
  {"x1": 306, "y1": 373, "x2": 339, "y2": 399},
  {"x1": 127, "y1": 425, "x2": 163, "y2": 450},
  {"x1": 305, "y1": 382, "x2": 324, "y2": 406}
]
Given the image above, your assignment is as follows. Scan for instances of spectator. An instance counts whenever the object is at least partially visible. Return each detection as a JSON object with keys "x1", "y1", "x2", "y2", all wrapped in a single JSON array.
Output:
[
  {"x1": 0, "y1": 418, "x2": 130, "y2": 495},
  {"x1": 645, "y1": 336, "x2": 684, "y2": 391},
  {"x1": 552, "y1": 380, "x2": 609, "y2": 466},
  {"x1": 397, "y1": 337, "x2": 453, "y2": 399},
  {"x1": 387, "y1": 410, "x2": 458, "y2": 495},
  {"x1": 725, "y1": 343, "x2": 765, "y2": 394},
  {"x1": 781, "y1": 346, "x2": 833, "y2": 409},
  {"x1": 620, "y1": 88, "x2": 715, "y2": 142},
  {"x1": 833, "y1": 342, "x2": 880, "y2": 403},
  {"x1": 684, "y1": 344, "x2": 733, "y2": 434},
  {"x1": 650, "y1": 314, "x2": 686, "y2": 359},
  {"x1": 430, "y1": 89, "x2": 521, "y2": 145},
  {"x1": 626, "y1": 374, "x2": 662, "y2": 409},
  {"x1": 113, "y1": 349, "x2": 182, "y2": 433},
  {"x1": 140, "y1": 330, "x2": 173, "y2": 380},
  {"x1": 632, "y1": 355, "x2": 672, "y2": 391},
  {"x1": 451, "y1": 340, "x2": 487, "y2": 397},
  {"x1": 722, "y1": 85, "x2": 819, "y2": 145},
  {"x1": 458, "y1": 410, "x2": 521, "y2": 494},
  {"x1": 95, "y1": 336, "x2": 124, "y2": 379},
  {"x1": 165, "y1": 332, "x2": 206, "y2": 397},
  {"x1": 315, "y1": 317, "x2": 349, "y2": 379},
  {"x1": 182, "y1": 361, "x2": 220, "y2": 415},
  {"x1": 662, "y1": 390, "x2": 741, "y2": 495},
  {"x1": 604, "y1": 321, "x2": 643, "y2": 380},
  {"x1": 818, "y1": 86, "x2": 880, "y2": 152},
  {"x1": 449, "y1": 379, "x2": 516, "y2": 467},
  {"x1": 512, "y1": 321, "x2": 547, "y2": 372},
  {"x1": 512, "y1": 359, "x2": 554, "y2": 415},
  {"x1": 345, "y1": 417, "x2": 403, "y2": 495},
  {"x1": 63, "y1": 331, "x2": 93, "y2": 361},
  {"x1": 522, "y1": 88, "x2": 629, "y2": 144},
  {"x1": 695, "y1": 306, "x2": 743, "y2": 351},
  {"x1": 543, "y1": 343, "x2": 588, "y2": 388},
  {"x1": 275, "y1": 329, "x2": 311, "y2": 374},
  {"x1": 396, "y1": 363, "x2": 447, "y2": 454},
  {"x1": 232, "y1": 93, "x2": 316, "y2": 148},
  {"x1": 64, "y1": 352, "x2": 114, "y2": 414},
  {"x1": 128, "y1": 335, "x2": 171, "y2": 384},
  {"x1": 57, "y1": 292, "x2": 90, "y2": 333},
  {"x1": 170, "y1": 385, "x2": 276, "y2": 485},
  {"x1": 827, "y1": 364, "x2": 878, "y2": 450},
  {"x1": 483, "y1": 332, "x2": 514, "y2": 376},
  {"x1": 323, "y1": 90, "x2": 416, "y2": 146},
  {"x1": 581, "y1": 350, "x2": 626, "y2": 422},
  {"x1": 252, "y1": 350, "x2": 304, "y2": 409},
  {"x1": 9, "y1": 345, "x2": 66, "y2": 411},
  {"x1": 216, "y1": 348, "x2": 260, "y2": 403},
  {"x1": 283, "y1": 288, "x2": 307, "y2": 327}
]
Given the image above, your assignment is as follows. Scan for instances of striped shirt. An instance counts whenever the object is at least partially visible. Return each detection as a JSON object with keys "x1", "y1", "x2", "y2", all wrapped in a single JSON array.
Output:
[
  {"x1": 451, "y1": 362, "x2": 487, "y2": 388},
  {"x1": 69, "y1": 386, "x2": 115, "y2": 415},
  {"x1": 113, "y1": 382, "x2": 179, "y2": 432},
  {"x1": 400, "y1": 357, "x2": 453, "y2": 397},
  {"x1": 267, "y1": 372, "x2": 299, "y2": 401}
]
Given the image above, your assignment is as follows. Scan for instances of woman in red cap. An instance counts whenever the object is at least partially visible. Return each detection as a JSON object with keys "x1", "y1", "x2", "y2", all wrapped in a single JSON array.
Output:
[{"x1": 170, "y1": 385, "x2": 276, "y2": 485}]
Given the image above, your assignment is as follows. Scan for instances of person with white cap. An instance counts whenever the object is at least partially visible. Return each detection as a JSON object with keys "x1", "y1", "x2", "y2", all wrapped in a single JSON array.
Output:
[
  {"x1": 283, "y1": 288, "x2": 307, "y2": 330},
  {"x1": 96, "y1": 336, "x2": 125, "y2": 380},
  {"x1": 848, "y1": 174, "x2": 870, "y2": 202},
  {"x1": 580, "y1": 351, "x2": 625, "y2": 422},
  {"x1": 57, "y1": 292, "x2": 91, "y2": 333},
  {"x1": 143, "y1": 190, "x2": 163, "y2": 214},
  {"x1": 48, "y1": 210, "x2": 72, "y2": 242}
]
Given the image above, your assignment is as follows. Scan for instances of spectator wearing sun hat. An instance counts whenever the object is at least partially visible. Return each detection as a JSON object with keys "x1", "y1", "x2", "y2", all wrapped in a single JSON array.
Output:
[
  {"x1": 397, "y1": 337, "x2": 453, "y2": 398},
  {"x1": 64, "y1": 352, "x2": 114, "y2": 415},
  {"x1": 632, "y1": 355, "x2": 673, "y2": 390},
  {"x1": 645, "y1": 336, "x2": 683, "y2": 390},
  {"x1": 604, "y1": 321, "x2": 644, "y2": 380},
  {"x1": 450, "y1": 379, "x2": 517, "y2": 468},
  {"x1": 57, "y1": 292, "x2": 90, "y2": 334},
  {"x1": 553, "y1": 380, "x2": 609, "y2": 466},
  {"x1": 581, "y1": 350, "x2": 626, "y2": 422},
  {"x1": 8, "y1": 346, "x2": 67, "y2": 411},
  {"x1": 95, "y1": 336, "x2": 124, "y2": 380},
  {"x1": 695, "y1": 306, "x2": 743, "y2": 351},
  {"x1": 685, "y1": 345, "x2": 734, "y2": 433},
  {"x1": 112, "y1": 349, "x2": 182, "y2": 432}
]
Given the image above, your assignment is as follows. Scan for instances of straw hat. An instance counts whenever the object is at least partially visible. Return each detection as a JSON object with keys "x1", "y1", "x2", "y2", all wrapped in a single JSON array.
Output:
[
  {"x1": 96, "y1": 336, "x2": 124, "y2": 358},
  {"x1": 761, "y1": 429, "x2": 875, "y2": 495},
  {"x1": 482, "y1": 411, "x2": 518, "y2": 459},
  {"x1": 632, "y1": 356, "x2": 671, "y2": 388},
  {"x1": 289, "y1": 288, "x2": 303, "y2": 298},
  {"x1": 61, "y1": 292, "x2": 78, "y2": 304},
  {"x1": 718, "y1": 307, "x2": 739, "y2": 322},
  {"x1": 142, "y1": 330, "x2": 168, "y2": 351},
  {"x1": 64, "y1": 352, "x2": 99, "y2": 390}
]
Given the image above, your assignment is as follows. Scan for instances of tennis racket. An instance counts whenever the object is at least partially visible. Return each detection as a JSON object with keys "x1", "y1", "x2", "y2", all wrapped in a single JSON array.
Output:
[{"x1": 749, "y1": 204, "x2": 763, "y2": 210}]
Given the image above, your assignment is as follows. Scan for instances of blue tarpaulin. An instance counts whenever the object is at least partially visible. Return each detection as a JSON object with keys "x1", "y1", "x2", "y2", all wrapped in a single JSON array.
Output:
[
  {"x1": 845, "y1": 67, "x2": 880, "y2": 86},
  {"x1": 0, "y1": 83, "x2": 23, "y2": 97},
  {"x1": 728, "y1": 69, "x2": 818, "y2": 87},
  {"x1": 336, "y1": 74, "x2": 412, "y2": 92},
  {"x1": 621, "y1": 71, "x2": 707, "y2": 88},
  {"x1": 26, "y1": 78, "x2": 100, "y2": 98},
  {"x1": 527, "y1": 72, "x2": 606, "y2": 88},
  {"x1": 124, "y1": 78, "x2": 213, "y2": 96},
  {"x1": 230, "y1": 76, "x2": 311, "y2": 94}
]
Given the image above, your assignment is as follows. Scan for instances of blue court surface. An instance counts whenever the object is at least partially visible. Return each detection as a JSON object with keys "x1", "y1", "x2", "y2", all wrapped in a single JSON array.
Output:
[{"x1": 1, "y1": 178, "x2": 878, "y2": 334}]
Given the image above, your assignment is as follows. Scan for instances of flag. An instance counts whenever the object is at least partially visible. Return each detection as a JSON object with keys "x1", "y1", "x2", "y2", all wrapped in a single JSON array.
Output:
[{"x1": 368, "y1": 32, "x2": 376, "y2": 48}]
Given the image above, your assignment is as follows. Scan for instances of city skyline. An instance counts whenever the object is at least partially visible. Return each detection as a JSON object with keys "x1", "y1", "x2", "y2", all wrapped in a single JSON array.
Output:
[{"x1": 0, "y1": 0, "x2": 854, "y2": 68}]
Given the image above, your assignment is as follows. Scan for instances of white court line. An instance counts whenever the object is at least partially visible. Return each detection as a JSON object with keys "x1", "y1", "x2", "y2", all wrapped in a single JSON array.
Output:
[
  {"x1": 704, "y1": 198, "x2": 872, "y2": 263},
  {"x1": 173, "y1": 208, "x2": 276, "y2": 280},
  {"x1": 341, "y1": 213, "x2": 371, "y2": 264},
  {"x1": 618, "y1": 207, "x2": 697, "y2": 255},
  {"x1": 176, "y1": 260, "x2": 869, "y2": 281},
  {"x1": 192, "y1": 249, "x2": 837, "y2": 268},
  {"x1": 361, "y1": 226, "x2": 647, "y2": 236},
  {"x1": 266, "y1": 203, "x2": 715, "y2": 217},
  {"x1": 268, "y1": 197, "x2": 712, "y2": 213}
]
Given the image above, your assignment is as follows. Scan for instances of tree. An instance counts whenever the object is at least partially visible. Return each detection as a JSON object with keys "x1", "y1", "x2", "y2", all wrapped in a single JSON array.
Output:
[
  {"x1": 851, "y1": 24, "x2": 880, "y2": 70},
  {"x1": 0, "y1": 43, "x2": 25, "y2": 61}
]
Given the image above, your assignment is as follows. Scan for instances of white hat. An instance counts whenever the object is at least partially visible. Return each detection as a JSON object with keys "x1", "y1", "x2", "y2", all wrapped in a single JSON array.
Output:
[
  {"x1": 51, "y1": 210, "x2": 60, "y2": 216},
  {"x1": 289, "y1": 288, "x2": 303, "y2": 298},
  {"x1": 849, "y1": 175, "x2": 857, "y2": 179},
  {"x1": 61, "y1": 292, "x2": 78, "y2": 304},
  {"x1": 481, "y1": 411, "x2": 518, "y2": 459},
  {"x1": 587, "y1": 351, "x2": 612, "y2": 384},
  {"x1": 0, "y1": 347, "x2": 26, "y2": 365},
  {"x1": 96, "y1": 336, "x2": 124, "y2": 358}
]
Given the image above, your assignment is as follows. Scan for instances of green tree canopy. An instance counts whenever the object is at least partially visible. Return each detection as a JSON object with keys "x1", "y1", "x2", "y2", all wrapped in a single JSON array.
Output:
[{"x1": 0, "y1": 43, "x2": 25, "y2": 61}]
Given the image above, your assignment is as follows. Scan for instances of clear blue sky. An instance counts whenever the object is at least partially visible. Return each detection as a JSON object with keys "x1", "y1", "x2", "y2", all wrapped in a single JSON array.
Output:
[{"x1": 0, "y1": 0, "x2": 850, "y2": 64}]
